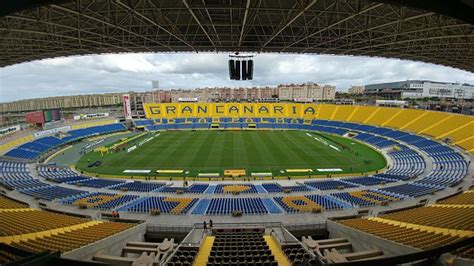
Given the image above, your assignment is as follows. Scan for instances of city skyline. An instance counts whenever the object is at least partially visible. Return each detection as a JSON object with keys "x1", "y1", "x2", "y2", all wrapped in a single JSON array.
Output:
[{"x1": 1, "y1": 53, "x2": 474, "y2": 103}]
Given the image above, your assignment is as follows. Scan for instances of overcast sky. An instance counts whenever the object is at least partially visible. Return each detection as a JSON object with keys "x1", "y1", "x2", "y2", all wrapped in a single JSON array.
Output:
[{"x1": 1, "y1": 53, "x2": 473, "y2": 103}]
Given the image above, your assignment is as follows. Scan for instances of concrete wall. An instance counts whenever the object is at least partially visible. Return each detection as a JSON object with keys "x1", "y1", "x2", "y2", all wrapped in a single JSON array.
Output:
[
  {"x1": 326, "y1": 220, "x2": 419, "y2": 257},
  {"x1": 62, "y1": 222, "x2": 147, "y2": 260}
]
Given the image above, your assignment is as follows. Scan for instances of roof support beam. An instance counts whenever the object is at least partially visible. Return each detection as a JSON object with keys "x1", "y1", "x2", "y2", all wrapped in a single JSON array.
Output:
[
  {"x1": 51, "y1": 4, "x2": 174, "y2": 51},
  {"x1": 238, "y1": 0, "x2": 251, "y2": 48},
  {"x1": 259, "y1": 0, "x2": 319, "y2": 52},
  {"x1": 182, "y1": 0, "x2": 216, "y2": 50},
  {"x1": 115, "y1": 0, "x2": 196, "y2": 52},
  {"x1": 282, "y1": 2, "x2": 384, "y2": 52}
]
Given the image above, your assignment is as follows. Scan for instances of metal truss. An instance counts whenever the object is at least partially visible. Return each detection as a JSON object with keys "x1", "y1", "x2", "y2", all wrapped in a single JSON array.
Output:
[{"x1": 0, "y1": 0, "x2": 473, "y2": 72}]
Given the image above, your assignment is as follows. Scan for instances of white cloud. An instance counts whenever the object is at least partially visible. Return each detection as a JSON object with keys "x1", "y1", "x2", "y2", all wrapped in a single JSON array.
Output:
[{"x1": 0, "y1": 53, "x2": 473, "y2": 103}]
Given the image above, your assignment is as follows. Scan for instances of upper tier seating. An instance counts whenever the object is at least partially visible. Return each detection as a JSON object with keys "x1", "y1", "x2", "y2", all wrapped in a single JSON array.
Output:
[
  {"x1": 437, "y1": 191, "x2": 474, "y2": 205},
  {"x1": 338, "y1": 219, "x2": 463, "y2": 250},
  {"x1": 11, "y1": 221, "x2": 134, "y2": 253},
  {"x1": 381, "y1": 205, "x2": 474, "y2": 231},
  {"x1": 0, "y1": 209, "x2": 88, "y2": 236},
  {"x1": 0, "y1": 195, "x2": 28, "y2": 209}
]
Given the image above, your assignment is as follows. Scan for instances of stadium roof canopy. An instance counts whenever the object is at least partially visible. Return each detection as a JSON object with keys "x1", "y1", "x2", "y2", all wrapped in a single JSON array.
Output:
[{"x1": 0, "y1": 0, "x2": 473, "y2": 71}]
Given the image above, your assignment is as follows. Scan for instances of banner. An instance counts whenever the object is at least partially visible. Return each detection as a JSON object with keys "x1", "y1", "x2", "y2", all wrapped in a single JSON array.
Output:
[
  {"x1": 0, "y1": 125, "x2": 20, "y2": 137},
  {"x1": 143, "y1": 103, "x2": 318, "y2": 119},
  {"x1": 34, "y1": 126, "x2": 71, "y2": 138},
  {"x1": 73, "y1": 113, "x2": 109, "y2": 120},
  {"x1": 122, "y1": 94, "x2": 132, "y2": 120}
]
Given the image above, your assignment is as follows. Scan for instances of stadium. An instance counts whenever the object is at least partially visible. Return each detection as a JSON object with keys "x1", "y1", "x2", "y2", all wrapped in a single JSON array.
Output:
[{"x1": 0, "y1": 1, "x2": 473, "y2": 266}]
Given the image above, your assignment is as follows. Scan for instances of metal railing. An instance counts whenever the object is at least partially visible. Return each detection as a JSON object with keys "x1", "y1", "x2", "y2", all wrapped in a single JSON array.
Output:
[{"x1": 147, "y1": 221, "x2": 326, "y2": 233}]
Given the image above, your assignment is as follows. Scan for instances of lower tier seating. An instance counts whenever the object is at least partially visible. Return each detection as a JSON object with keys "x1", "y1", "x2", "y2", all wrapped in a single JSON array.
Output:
[
  {"x1": 282, "y1": 243, "x2": 316, "y2": 265},
  {"x1": 111, "y1": 181, "x2": 166, "y2": 192},
  {"x1": 331, "y1": 190, "x2": 400, "y2": 207},
  {"x1": 305, "y1": 180, "x2": 358, "y2": 190},
  {"x1": 166, "y1": 246, "x2": 198, "y2": 266},
  {"x1": 206, "y1": 198, "x2": 268, "y2": 215},
  {"x1": 21, "y1": 185, "x2": 86, "y2": 201},
  {"x1": 123, "y1": 196, "x2": 197, "y2": 214},
  {"x1": 214, "y1": 184, "x2": 258, "y2": 194},
  {"x1": 62, "y1": 192, "x2": 139, "y2": 210},
  {"x1": 206, "y1": 230, "x2": 277, "y2": 266}
]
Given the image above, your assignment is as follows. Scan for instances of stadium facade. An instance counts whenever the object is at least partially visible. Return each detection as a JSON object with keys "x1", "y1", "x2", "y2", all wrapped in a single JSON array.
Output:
[{"x1": 365, "y1": 80, "x2": 474, "y2": 99}]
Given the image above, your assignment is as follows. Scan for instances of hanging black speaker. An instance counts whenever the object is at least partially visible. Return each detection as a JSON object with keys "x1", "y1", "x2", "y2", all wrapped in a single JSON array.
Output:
[
  {"x1": 247, "y1": 60, "x2": 253, "y2": 80},
  {"x1": 235, "y1": 60, "x2": 241, "y2": 80},
  {"x1": 229, "y1": 59, "x2": 236, "y2": 80},
  {"x1": 241, "y1": 60, "x2": 248, "y2": 80}
]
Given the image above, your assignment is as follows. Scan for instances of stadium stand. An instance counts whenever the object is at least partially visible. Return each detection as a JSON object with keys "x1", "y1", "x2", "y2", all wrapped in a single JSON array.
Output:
[
  {"x1": 437, "y1": 190, "x2": 474, "y2": 205},
  {"x1": 262, "y1": 183, "x2": 312, "y2": 193},
  {"x1": 122, "y1": 196, "x2": 197, "y2": 214},
  {"x1": 204, "y1": 229, "x2": 278, "y2": 265},
  {"x1": 10, "y1": 222, "x2": 134, "y2": 253},
  {"x1": 111, "y1": 181, "x2": 167, "y2": 192},
  {"x1": 344, "y1": 176, "x2": 396, "y2": 186},
  {"x1": 21, "y1": 185, "x2": 86, "y2": 201},
  {"x1": 380, "y1": 205, "x2": 474, "y2": 231},
  {"x1": 0, "y1": 209, "x2": 88, "y2": 236},
  {"x1": 379, "y1": 183, "x2": 439, "y2": 198},
  {"x1": 4, "y1": 123, "x2": 126, "y2": 160},
  {"x1": 331, "y1": 190, "x2": 401, "y2": 207},
  {"x1": 75, "y1": 178, "x2": 125, "y2": 188},
  {"x1": 206, "y1": 198, "x2": 268, "y2": 215},
  {"x1": 166, "y1": 245, "x2": 198, "y2": 266},
  {"x1": 214, "y1": 184, "x2": 258, "y2": 194},
  {"x1": 337, "y1": 218, "x2": 466, "y2": 250},
  {"x1": 0, "y1": 195, "x2": 28, "y2": 209},
  {"x1": 62, "y1": 192, "x2": 140, "y2": 210},
  {"x1": 305, "y1": 180, "x2": 358, "y2": 190}
]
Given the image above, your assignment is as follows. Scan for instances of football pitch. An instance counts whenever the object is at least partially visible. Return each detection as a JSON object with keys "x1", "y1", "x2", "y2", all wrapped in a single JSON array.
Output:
[{"x1": 76, "y1": 130, "x2": 386, "y2": 178}]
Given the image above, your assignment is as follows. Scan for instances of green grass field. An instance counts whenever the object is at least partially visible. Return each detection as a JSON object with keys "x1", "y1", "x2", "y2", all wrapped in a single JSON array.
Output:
[{"x1": 76, "y1": 130, "x2": 386, "y2": 178}]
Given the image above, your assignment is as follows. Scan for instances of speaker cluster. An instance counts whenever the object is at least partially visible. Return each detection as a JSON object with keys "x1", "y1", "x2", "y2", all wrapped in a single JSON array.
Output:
[{"x1": 229, "y1": 55, "x2": 253, "y2": 80}]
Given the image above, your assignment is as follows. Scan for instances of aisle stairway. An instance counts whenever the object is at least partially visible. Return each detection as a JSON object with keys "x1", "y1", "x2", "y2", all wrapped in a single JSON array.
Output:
[
  {"x1": 194, "y1": 236, "x2": 215, "y2": 266},
  {"x1": 264, "y1": 235, "x2": 291, "y2": 266}
]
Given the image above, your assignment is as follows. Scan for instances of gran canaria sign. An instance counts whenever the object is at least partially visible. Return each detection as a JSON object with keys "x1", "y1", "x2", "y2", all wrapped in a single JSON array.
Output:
[{"x1": 144, "y1": 103, "x2": 319, "y2": 119}]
